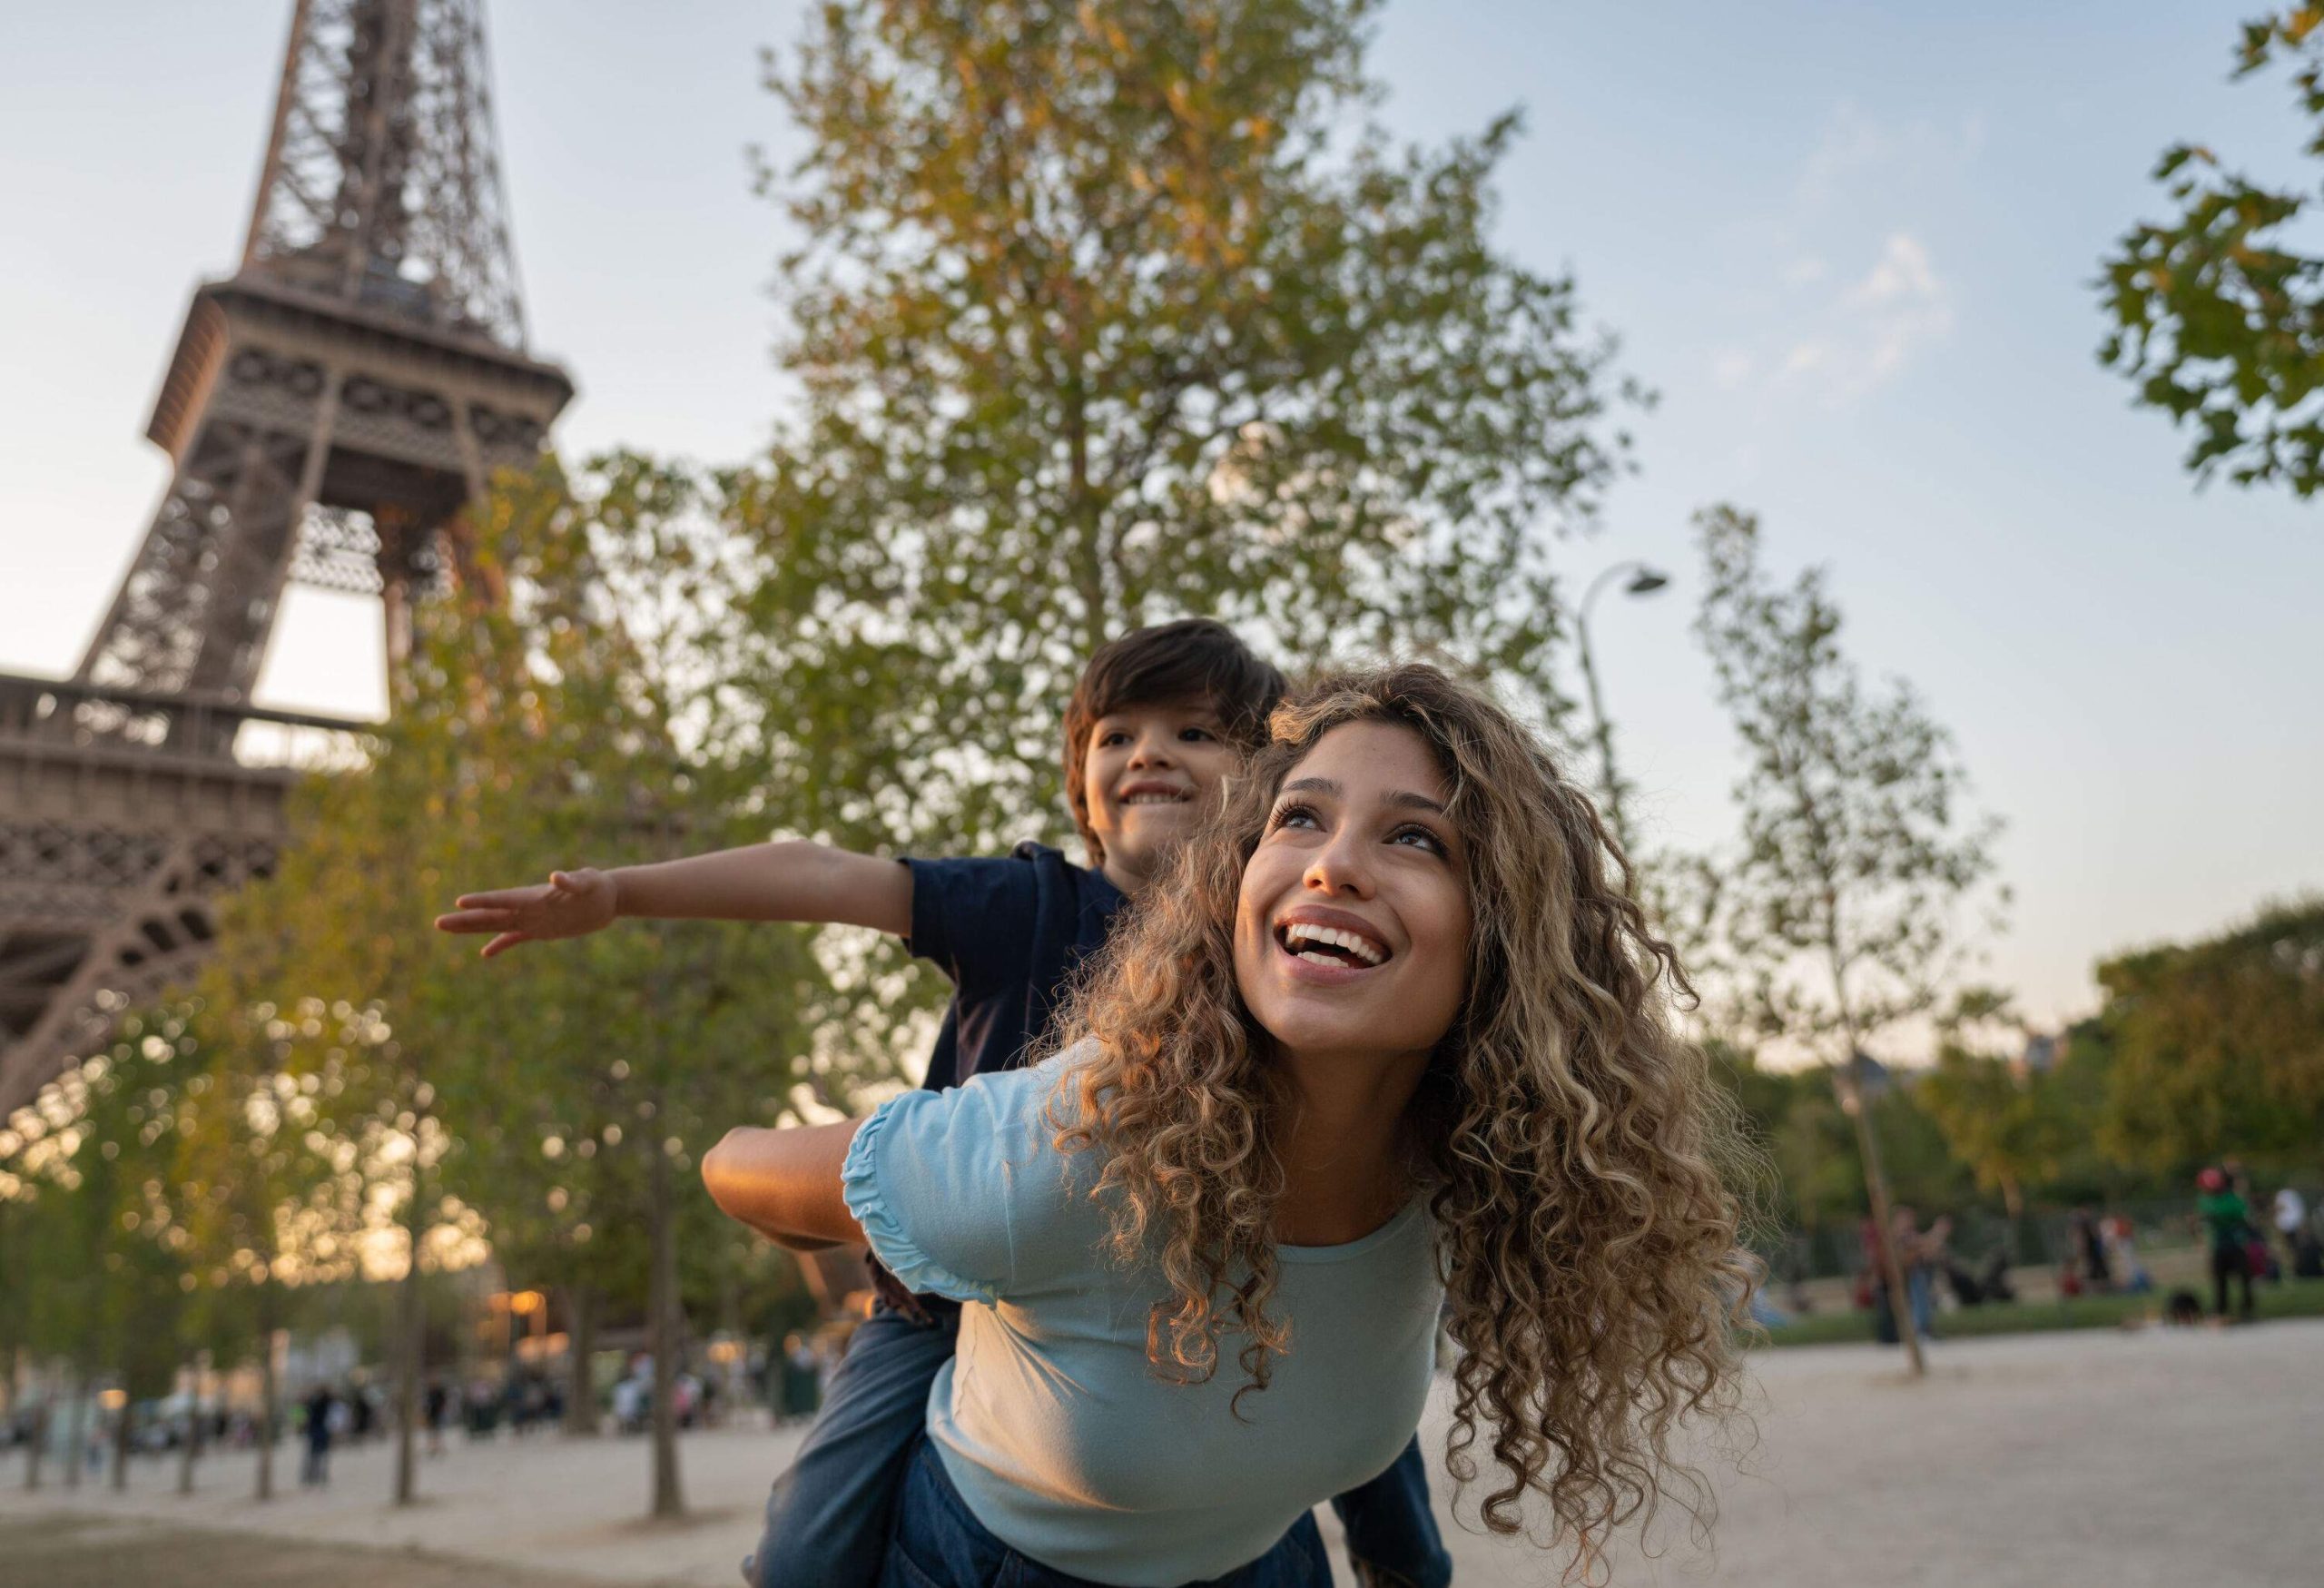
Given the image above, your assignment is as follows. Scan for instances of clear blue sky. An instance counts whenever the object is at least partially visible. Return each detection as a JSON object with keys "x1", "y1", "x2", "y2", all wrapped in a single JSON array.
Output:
[{"x1": 4, "y1": 2, "x2": 2318, "y2": 1037}]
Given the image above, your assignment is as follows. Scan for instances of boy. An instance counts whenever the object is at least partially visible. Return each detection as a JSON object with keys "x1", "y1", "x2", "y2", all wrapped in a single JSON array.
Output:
[{"x1": 436, "y1": 618, "x2": 1449, "y2": 1588}]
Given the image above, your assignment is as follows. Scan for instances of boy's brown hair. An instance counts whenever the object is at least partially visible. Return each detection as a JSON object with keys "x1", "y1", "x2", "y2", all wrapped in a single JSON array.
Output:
[{"x1": 1062, "y1": 618, "x2": 1287, "y2": 865}]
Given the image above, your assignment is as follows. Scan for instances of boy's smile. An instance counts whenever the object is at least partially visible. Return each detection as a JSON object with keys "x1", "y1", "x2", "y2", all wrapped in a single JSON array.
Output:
[{"x1": 1083, "y1": 702, "x2": 1239, "y2": 893}]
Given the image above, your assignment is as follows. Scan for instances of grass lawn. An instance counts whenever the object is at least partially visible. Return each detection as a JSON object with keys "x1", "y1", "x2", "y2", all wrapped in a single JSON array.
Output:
[{"x1": 1753, "y1": 1275, "x2": 2324, "y2": 1348}]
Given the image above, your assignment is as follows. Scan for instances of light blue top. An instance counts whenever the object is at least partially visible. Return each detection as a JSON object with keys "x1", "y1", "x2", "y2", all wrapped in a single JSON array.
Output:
[{"x1": 841, "y1": 1043, "x2": 1443, "y2": 1587}]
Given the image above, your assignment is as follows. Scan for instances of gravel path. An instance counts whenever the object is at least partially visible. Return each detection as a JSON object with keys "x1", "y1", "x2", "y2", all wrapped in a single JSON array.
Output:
[{"x1": 5, "y1": 1319, "x2": 2319, "y2": 1586}]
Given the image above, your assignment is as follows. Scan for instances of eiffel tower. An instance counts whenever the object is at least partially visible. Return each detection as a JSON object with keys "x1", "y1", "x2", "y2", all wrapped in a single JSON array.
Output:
[{"x1": 0, "y1": 0, "x2": 572, "y2": 1113}]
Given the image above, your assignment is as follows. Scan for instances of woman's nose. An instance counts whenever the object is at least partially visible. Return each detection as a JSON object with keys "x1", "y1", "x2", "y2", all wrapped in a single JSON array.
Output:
[{"x1": 1304, "y1": 835, "x2": 1374, "y2": 898}]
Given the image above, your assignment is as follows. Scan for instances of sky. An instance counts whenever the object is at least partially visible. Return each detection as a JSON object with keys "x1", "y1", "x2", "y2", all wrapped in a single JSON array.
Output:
[{"x1": 3, "y1": 2, "x2": 2319, "y2": 1041}]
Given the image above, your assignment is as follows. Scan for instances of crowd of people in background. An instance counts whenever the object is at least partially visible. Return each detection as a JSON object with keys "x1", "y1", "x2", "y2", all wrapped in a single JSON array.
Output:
[
  {"x1": 0, "y1": 1323, "x2": 849, "y2": 1483},
  {"x1": 1855, "y1": 1159, "x2": 2323, "y2": 1345}
]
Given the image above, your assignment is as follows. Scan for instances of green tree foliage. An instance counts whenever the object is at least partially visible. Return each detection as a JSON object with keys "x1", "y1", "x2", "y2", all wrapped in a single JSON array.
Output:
[
  {"x1": 171, "y1": 1002, "x2": 386, "y2": 1500},
  {"x1": 733, "y1": 0, "x2": 1638, "y2": 860},
  {"x1": 1915, "y1": 990, "x2": 2075, "y2": 1222},
  {"x1": 2090, "y1": 897, "x2": 2324, "y2": 1176},
  {"x1": 1918, "y1": 1055, "x2": 2072, "y2": 1224},
  {"x1": 0, "y1": 1012, "x2": 206, "y2": 1488},
  {"x1": 1683, "y1": 505, "x2": 2008, "y2": 1060},
  {"x1": 205, "y1": 458, "x2": 829, "y2": 1516},
  {"x1": 2099, "y1": 8, "x2": 2324, "y2": 497}
]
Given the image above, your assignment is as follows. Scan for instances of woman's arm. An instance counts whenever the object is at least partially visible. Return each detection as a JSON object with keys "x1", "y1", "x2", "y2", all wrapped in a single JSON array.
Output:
[{"x1": 701, "y1": 1120, "x2": 867, "y2": 1250}]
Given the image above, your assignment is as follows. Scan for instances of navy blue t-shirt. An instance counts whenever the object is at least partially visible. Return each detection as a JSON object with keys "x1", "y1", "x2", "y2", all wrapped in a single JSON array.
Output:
[{"x1": 901, "y1": 841, "x2": 1127, "y2": 1091}]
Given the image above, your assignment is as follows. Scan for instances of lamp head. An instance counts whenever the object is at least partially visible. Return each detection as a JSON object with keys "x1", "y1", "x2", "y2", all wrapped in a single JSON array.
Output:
[{"x1": 1626, "y1": 567, "x2": 1670, "y2": 596}]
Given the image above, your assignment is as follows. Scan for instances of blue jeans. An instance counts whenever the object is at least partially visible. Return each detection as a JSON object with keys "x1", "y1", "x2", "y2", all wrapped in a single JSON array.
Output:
[
  {"x1": 1906, "y1": 1267, "x2": 1935, "y2": 1339},
  {"x1": 1331, "y1": 1436, "x2": 1451, "y2": 1588},
  {"x1": 749, "y1": 1305, "x2": 1451, "y2": 1588},
  {"x1": 882, "y1": 1436, "x2": 1330, "y2": 1588},
  {"x1": 748, "y1": 1306, "x2": 960, "y2": 1588}
]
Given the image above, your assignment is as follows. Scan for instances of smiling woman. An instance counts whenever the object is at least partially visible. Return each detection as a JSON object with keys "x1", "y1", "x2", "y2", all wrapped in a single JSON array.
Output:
[{"x1": 704, "y1": 663, "x2": 1756, "y2": 1588}]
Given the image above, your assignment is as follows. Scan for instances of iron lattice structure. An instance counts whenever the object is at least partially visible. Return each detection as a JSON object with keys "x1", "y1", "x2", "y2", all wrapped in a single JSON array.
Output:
[{"x1": 1, "y1": 0, "x2": 572, "y2": 1113}]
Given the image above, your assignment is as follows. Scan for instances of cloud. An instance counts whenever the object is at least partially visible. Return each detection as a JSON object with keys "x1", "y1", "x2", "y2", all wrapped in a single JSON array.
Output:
[
  {"x1": 1849, "y1": 232, "x2": 1940, "y2": 308},
  {"x1": 1770, "y1": 232, "x2": 1954, "y2": 399},
  {"x1": 1699, "y1": 105, "x2": 1973, "y2": 409}
]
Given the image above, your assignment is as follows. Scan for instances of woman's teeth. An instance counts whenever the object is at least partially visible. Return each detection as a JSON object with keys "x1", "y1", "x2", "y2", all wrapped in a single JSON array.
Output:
[
  {"x1": 1122, "y1": 792, "x2": 1187, "y2": 805},
  {"x1": 1281, "y1": 923, "x2": 1386, "y2": 966}
]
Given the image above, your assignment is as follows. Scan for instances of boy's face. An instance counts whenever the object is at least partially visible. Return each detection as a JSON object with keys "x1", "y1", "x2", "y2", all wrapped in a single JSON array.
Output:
[{"x1": 1081, "y1": 699, "x2": 1241, "y2": 892}]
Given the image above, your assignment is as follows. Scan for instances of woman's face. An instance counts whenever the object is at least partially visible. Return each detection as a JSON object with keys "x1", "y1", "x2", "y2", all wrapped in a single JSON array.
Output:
[{"x1": 1233, "y1": 720, "x2": 1472, "y2": 1065}]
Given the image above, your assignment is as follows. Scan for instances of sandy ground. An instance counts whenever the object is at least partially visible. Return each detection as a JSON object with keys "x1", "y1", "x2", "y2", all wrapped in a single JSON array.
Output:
[{"x1": 4, "y1": 1320, "x2": 2319, "y2": 1587}]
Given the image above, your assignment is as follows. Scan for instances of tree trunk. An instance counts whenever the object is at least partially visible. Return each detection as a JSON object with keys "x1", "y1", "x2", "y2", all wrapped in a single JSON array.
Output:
[
  {"x1": 177, "y1": 1368, "x2": 202, "y2": 1495},
  {"x1": 22, "y1": 1401, "x2": 45, "y2": 1491},
  {"x1": 110, "y1": 1389, "x2": 132, "y2": 1490},
  {"x1": 1840, "y1": 1069, "x2": 1925, "y2": 1378},
  {"x1": 62, "y1": 1358, "x2": 88, "y2": 1489},
  {"x1": 393, "y1": 1153, "x2": 427, "y2": 1506},
  {"x1": 647, "y1": 1114, "x2": 684, "y2": 1518},
  {"x1": 255, "y1": 1284, "x2": 278, "y2": 1502},
  {"x1": 565, "y1": 1285, "x2": 599, "y2": 1435}
]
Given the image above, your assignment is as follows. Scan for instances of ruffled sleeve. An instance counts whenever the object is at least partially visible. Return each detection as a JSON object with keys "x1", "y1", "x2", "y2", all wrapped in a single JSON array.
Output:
[{"x1": 841, "y1": 1094, "x2": 1003, "y2": 1306}]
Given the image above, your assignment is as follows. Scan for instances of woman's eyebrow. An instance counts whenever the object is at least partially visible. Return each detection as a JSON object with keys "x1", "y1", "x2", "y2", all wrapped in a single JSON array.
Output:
[{"x1": 1281, "y1": 776, "x2": 1447, "y2": 818}]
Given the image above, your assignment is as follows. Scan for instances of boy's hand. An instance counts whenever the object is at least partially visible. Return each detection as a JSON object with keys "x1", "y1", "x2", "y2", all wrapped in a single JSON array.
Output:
[{"x1": 436, "y1": 869, "x2": 619, "y2": 958}]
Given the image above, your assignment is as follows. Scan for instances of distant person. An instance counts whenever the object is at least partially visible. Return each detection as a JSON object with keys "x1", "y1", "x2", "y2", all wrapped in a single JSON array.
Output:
[
  {"x1": 2102, "y1": 1213, "x2": 2152, "y2": 1294},
  {"x1": 1859, "y1": 1214, "x2": 1900, "y2": 1345},
  {"x1": 424, "y1": 1378, "x2": 448, "y2": 1456},
  {"x1": 2069, "y1": 1207, "x2": 2113, "y2": 1293},
  {"x1": 2273, "y1": 1185, "x2": 2308, "y2": 1266},
  {"x1": 2197, "y1": 1167, "x2": 2256, "y2": 1322},
  {"x1": 300, "y1": 1385, "x2": 333, "y2": 1486},
  {"x1": 779, "y1": 1333, "x2": 822, "y2": 1425},
  {"x1": 1892, "y1": 1205, "x2": 1936, "y2": 1340}
]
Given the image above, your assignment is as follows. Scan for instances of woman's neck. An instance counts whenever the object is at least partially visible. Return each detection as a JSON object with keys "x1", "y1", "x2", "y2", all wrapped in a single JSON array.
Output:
[{"x1": 1271, "y1": 1044, "x2": 1432, "y2": 1247}]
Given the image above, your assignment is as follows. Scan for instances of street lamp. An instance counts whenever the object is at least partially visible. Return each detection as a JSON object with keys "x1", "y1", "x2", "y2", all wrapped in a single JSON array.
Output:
[{"x1": 1573, "y1": 561, "x2": 1670, "y2": 852}]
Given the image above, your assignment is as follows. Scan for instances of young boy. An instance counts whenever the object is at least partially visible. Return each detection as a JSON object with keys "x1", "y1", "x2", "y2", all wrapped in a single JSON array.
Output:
[{"x1": 436, "y1": 618, "x2": 1449, "y2": 1588}]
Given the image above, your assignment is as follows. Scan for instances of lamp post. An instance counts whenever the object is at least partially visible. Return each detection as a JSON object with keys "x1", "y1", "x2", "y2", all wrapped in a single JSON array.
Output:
[{"x1": 1573, "y1": 561, "x2": 1669, "y2": 852}]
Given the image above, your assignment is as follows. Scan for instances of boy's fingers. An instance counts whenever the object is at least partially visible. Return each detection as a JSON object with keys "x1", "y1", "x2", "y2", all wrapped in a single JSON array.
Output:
[
  {"x1": 453, "y1": 888, "x2": 543, "y2": 909},
  {"x1": 436, "y1": 909, "x2": 514, "y2": 932},
  {"x1": 480, "y1": 932, "x2": 530, "y2": 959}
]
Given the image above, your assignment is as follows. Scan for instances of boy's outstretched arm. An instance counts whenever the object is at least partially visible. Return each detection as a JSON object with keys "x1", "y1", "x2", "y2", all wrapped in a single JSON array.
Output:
[
  {"x1": 702, "y1": 1121, "x2": 866, "y2": 1251},
  {"x1": 434, "y1": 840, "x2": 913, "y2": 957}
]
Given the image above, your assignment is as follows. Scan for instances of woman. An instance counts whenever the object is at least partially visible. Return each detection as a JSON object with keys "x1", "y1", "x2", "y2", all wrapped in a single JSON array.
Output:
[{"x1": 704, "y1": 665, "x2": 1754, "y2": 1586}]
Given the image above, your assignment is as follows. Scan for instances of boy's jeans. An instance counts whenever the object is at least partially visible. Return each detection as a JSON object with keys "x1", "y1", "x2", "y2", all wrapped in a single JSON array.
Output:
[
  {"x1": 746, "y1": 1303, "x2": 1452, "y2": 1588},
  {"x1": 884, "y1": 1435, "x2": 1331, "y2": 1588},
  {"x1": 748, "y1": 1305, "x2": 958, "y2": 1588}
]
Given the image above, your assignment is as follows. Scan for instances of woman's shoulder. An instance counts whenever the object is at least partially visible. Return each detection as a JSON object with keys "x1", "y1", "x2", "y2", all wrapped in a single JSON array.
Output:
[{"x1": 953, "y1": 1038, "x2": 1104, "y2": 1126}]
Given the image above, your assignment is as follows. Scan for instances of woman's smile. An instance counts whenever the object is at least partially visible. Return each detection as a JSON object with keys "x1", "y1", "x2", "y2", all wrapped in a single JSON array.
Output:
[{"x1": 1234, "y1": 720, "x2": 1469, "y2": 1060}]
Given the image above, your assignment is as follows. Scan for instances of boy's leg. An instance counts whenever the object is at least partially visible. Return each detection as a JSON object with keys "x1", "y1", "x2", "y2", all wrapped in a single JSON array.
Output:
[
  {"x1": 1327, "y1": 1435, "x2": 1451, "y2": 1588},
  {"x1": 746, "y1": 1305, "x2": 958, "y2": 1588}
]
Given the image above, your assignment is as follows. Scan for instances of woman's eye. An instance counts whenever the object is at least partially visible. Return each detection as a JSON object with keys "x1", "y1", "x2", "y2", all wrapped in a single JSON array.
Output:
[
  {"x1": 1179, "y1": 726, "x2": 1215, "y2": 743},
  {"x1": 1270, "y1": 802, "x2": 1319, "y2": 831},
  {"x1": 1391, "y1": 824, "x2": 1446, "y2": 854}
]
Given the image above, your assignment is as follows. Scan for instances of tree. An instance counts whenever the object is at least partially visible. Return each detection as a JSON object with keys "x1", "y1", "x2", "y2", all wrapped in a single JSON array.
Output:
[
  {"x1": 1917, "y1": 994, "x2": 2073, "y2": 1228},
  {"x1": 732, "y1": 0, "x2": 1638, "y2": 865},
  {"x1": 2099, "y1": 8, "x2": 2324, "y2": 498},
  {"x1": 2089, "y1": 897, "x2": 2324, "y2": 1176},
  {"x1": 209, "y1": 458, "x2": 830, "y2": 1518},
  {"x1": 172, "y1": 1005, "x2": 385, "y2": 1502},
  {"x1": 0, "y1": 1011, "x2": 212, "y2": 1493},
  {"x1": 1685, "y1": 506, "x2": 2008, "y2": 1375}
]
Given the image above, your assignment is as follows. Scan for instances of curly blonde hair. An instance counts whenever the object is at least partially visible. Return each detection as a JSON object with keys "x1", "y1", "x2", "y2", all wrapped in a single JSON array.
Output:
[{"x1": 1045, "y1": 662, "x2": 1757, "y2": 1575}]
